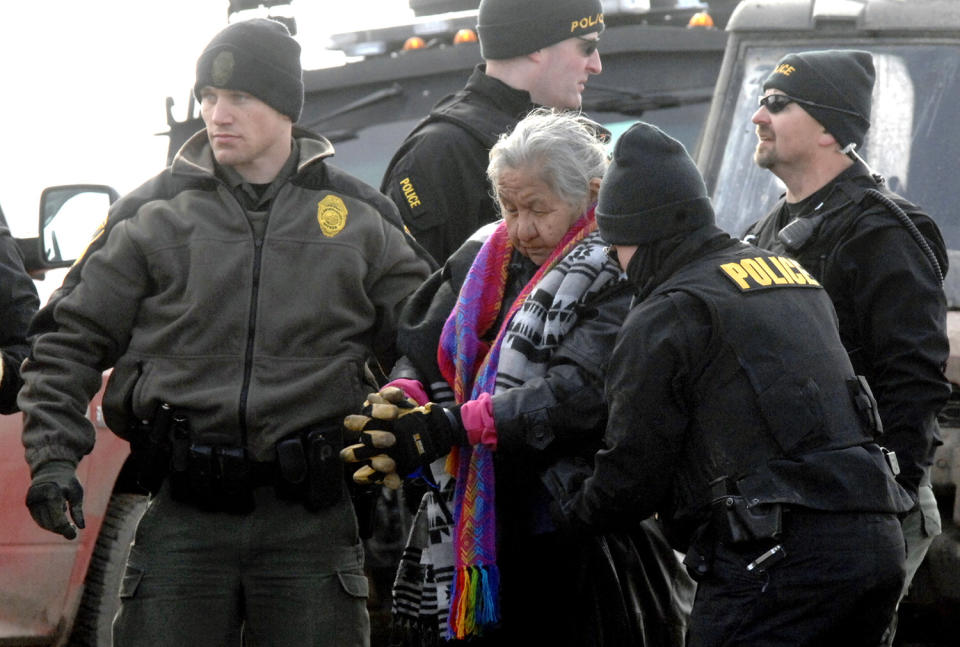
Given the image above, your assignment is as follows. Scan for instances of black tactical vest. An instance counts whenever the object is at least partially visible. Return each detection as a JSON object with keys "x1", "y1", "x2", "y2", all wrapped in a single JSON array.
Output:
[{"x1": 653, "y1": 242, "x2": 911, "y2": 514}]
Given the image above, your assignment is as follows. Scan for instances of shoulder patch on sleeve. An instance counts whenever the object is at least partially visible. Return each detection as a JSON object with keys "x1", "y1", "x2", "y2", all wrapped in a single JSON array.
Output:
[{"x1": 396, "y1": 174, "x2": 428, "y2": 216}]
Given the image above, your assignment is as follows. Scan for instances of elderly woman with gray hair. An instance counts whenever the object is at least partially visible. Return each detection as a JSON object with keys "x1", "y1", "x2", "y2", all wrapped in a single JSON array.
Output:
[{"x1": 343, "y1": 109, "x2": 692, "y2": 646}]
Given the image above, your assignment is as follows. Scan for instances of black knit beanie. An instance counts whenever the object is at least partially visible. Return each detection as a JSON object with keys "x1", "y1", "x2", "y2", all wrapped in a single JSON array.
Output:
[
  {"x1": 762, "y1": 49, "x2": 874, "y2": 150},
  {"x1": 477, "y1": 0, "x2": 604, "y2": 60},
  {"x1": 194, "y1": 18, "x2": 304, "y2": 122},
  {"x1": 597, "y1": 122, "x2": 714, "y2": 245}
]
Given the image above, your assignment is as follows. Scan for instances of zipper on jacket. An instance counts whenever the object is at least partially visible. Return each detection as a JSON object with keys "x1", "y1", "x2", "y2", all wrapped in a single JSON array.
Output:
[
  {"x1": 217, "y1": 174, "x2": 277, "y2": 449},
  {"x1": 238, "y1": 231, "x2": 265, "y2": 449}
]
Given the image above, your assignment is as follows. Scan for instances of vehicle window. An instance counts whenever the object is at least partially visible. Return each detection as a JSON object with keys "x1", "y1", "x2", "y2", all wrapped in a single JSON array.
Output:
[
  {"x1": 708, "y1": 44, "x2": 960, "y2": 305},
  {"x1": 328, "y1": 103, "x2": 712, "y2": 190}
]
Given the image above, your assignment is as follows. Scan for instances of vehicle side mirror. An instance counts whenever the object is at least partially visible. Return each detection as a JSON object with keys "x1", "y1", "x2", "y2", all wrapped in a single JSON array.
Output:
[{"x1": 38, "y1": 184, "x2": 118, "y2": 269}]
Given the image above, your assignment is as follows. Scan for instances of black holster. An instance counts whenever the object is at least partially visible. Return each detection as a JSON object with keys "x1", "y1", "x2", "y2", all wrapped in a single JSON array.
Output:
[
  {"x1": 710, "y1": 477, "x2": 783, "y2": 546},
  {"x1": 274, "y1": 423, "x2": 344, "y2": 512},
  {"x1": 129, "y1": 403, "x2": 175, "y2": 495}
]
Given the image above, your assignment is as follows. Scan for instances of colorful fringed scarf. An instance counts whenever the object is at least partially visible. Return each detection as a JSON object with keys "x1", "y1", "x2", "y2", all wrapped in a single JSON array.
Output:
[{"x1": 435, "y1": 208, "x2": 603, "y2": 639}]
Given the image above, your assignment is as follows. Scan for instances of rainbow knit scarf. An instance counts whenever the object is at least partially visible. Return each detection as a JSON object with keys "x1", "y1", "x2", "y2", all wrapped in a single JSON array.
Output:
[{"x1": 436, "y1": 210, "x2": 597, "y2": 639}]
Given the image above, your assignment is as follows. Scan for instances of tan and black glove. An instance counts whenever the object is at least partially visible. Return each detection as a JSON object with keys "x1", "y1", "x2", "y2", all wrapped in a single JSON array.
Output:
[
  {"x1": 341, "y1": 386, "x2": 466, "y2": 487},
  {"x1": 341, "y1": 387, "x2": 415, "y2": 489}
]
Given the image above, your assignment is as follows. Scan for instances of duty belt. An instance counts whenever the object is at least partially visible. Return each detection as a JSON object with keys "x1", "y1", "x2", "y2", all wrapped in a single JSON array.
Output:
[{"x1": 130, "y1": 404, "x2": 344, "y2": 514}]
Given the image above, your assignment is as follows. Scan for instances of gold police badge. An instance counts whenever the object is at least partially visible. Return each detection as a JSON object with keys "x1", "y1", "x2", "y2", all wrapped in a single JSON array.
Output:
[{"x1": 317, "y1": 195, "x2": 348, "y2": 237}]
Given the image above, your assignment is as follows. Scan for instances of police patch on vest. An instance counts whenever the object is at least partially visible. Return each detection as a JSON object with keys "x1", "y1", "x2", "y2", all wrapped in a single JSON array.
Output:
[
  {"x1": 317, "y1": 195, "x2": 347, "y2": 237},
  {"x1": 719, "y1": 256, "x2": 821, "y2": 291}
]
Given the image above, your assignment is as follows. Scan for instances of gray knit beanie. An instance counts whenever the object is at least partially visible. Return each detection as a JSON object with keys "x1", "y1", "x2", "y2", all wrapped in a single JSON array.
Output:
[
  {"x1": 762, "y1": 49, "x2": 874, "y2": 150},
  {"x1": 477, "y1": 0, "x2": 604, "y2": 60},
  {"x1": 597, "y1": 122, "x2": 714, "y2": 245},
  {"x1": 194, "y1": 18, "x2": 304, "y2": 122}
]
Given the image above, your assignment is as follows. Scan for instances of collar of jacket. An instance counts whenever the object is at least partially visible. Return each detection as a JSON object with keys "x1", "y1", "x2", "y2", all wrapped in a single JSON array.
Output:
[
  {"x1": 626, "y1": 224, "x2": 733, "y2": 301},
  {"x1": 172, "y1": 126, "x2": 335, "y2": 180},
  {"x1": 470, "y1": 64, "x2": 538, "y2": 119},
  {"x1": 782, "y1": 158, "x2": 877, "y2": 219}
]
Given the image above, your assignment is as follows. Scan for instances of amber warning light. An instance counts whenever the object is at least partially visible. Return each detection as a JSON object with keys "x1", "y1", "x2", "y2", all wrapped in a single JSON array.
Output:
[
  {"x1": 403, "y1": 36, "x2": 427, "y2": 50},
  {"x1": 688, "y1": 11, "x2": 715, "y2": 28},
  {"x1": 453, "y1": 28, "x2": 478, "y2": 45}
]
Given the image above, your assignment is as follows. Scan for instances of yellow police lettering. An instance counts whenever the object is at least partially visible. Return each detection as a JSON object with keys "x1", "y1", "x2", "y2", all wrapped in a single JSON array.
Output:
[
  {"x1": 720, "y1": 256, "x2": 822, "y2": 291},
  {"x1": 720, "y1": 262, "x2": 751, "y2": 290},
  {"x1": 773, "y1": 63, "x2": 796, "y2": 76},
  {"x1": 755, "y1": 257, "x2": 789, "y2": 285},
  {"x1": 741, "y1": 258, "x2": 773, "y2": 286},
  {"x1": 767, "y1": 256, "x2": 796, "y2": 284},
  {"x1": 571, "y1": 13, "x2": 604, "y2": 32},
  {"x1": 400, "y1": 177, "x2": 421, "y2": 208},
  {"x1": 784, "y1": 258, "x2": 820, "y2": 286},
  {"x1": 777, "y1": 257, "x2": 806, "y2": 284}
]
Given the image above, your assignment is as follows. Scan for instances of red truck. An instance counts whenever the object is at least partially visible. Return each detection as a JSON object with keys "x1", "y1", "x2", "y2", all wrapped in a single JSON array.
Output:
[{"x1": 0, "y1": 184, "x2": 148, "y2": 647}]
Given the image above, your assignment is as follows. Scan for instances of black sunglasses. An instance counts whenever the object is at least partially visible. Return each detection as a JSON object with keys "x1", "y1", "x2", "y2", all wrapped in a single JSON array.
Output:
[
  {"x1": 757, "y1": 93, "x2": 862, "y2": 118},
  {"x1": 575, "y1": 35, "x2": 600, "y2": 57}
]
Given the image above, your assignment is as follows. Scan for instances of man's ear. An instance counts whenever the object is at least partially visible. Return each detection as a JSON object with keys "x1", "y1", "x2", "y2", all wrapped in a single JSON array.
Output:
[
  {"x1": 588, "y1": 177, "x2": 602, "y2": 204},
  {"x1": 817, "y1": 128, "x2": 838, "y2": 149}
]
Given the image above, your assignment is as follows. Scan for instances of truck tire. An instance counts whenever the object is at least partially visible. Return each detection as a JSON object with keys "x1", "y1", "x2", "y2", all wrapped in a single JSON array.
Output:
[{"x1": 67, "y1": 493, "x2": 148, "y2": 647}]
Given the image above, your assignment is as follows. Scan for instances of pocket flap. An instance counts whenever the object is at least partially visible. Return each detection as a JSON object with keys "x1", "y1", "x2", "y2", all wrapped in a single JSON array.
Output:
[
  {"x1": 337, "y1": 571, "x2": 369, "y2": 599},
  {"x1": 119, "y1": 566, "x2": 144, "y2": 599}
]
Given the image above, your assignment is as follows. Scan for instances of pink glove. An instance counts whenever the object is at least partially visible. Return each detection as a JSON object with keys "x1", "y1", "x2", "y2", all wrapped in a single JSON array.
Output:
[
  {"x1": 459, "y1": 392, "x2": 498, "y2": 449},
  {"x1": 384, "y1": 378, "x2": 430, "y2": 406}
]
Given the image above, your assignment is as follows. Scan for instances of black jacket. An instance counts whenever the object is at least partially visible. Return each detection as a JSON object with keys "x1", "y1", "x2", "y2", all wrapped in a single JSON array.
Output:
[
  {"x1": 743, "y1": 162, "x2": 950, "y2": 499},
  {"x1": 380, "y1": 65, "x2": 536, "y2": 264},
  {"x1": 566, "y1": 227, "x2": 913, "y2": 548},
  {"x1": 0, "y1": 207, "x2": 39, "y2": 414}
]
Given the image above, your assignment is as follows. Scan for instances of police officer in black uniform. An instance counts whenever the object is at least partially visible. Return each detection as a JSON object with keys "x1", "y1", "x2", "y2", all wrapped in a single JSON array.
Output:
[
  {"x1": 380, "y1": 0, "x2": 604, "y2": 263},
  {"x1": 557, "y1": 122, "x2": 914, "y2": 646},
  {"x1": 0, "y1": 203, "x2": 39, "y2": 413},
  {"x1": 744, "y1": 50, "x2": 949, "y2": 643}
]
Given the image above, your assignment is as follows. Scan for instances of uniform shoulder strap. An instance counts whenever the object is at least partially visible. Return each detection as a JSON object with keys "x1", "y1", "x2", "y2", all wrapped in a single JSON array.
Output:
[
  {"x1": 425, "y1": 91, "x2": 520, "y2": 148},
  {"x1": 381, "y1": 88, "x2": 521, "y2": 188},
  {"x1": 834, "y1": 177, "x2": 943, "y2": 284}
]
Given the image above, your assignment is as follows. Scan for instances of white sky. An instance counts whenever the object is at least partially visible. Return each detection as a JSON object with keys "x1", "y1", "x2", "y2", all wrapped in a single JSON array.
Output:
[{"x1": 0, "y1": 0, "x2": 415, "y2": 238}]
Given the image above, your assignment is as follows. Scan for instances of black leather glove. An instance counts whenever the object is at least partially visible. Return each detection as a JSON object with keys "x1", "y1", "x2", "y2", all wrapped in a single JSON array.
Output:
[
  {"x1": 25, "y1": 460, "x2": 85, "y2": 540},
  {"x1": 341, "y1": 388, "x2": 467, "y2": 485}
]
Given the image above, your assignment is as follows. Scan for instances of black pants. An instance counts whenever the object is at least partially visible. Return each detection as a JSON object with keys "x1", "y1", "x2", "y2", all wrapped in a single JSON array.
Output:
[{"x1": 688, "y1": 509, "x2": 905, "y2": 647}]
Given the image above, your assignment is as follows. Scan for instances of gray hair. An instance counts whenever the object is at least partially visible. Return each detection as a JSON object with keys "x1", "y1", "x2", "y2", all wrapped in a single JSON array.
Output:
[{"x1": 487, "y1": 109, "x2": 609, "y2": 210}]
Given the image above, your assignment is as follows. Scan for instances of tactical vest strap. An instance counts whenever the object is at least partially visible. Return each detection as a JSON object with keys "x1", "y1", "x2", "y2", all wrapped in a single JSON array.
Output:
[{"x1": 425, "y1": 90, "x2": 520, "y2": 148}]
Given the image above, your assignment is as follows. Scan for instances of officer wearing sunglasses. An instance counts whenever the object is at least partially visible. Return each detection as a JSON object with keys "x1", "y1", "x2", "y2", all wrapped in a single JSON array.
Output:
[{"x1": 743, "y1": 49, "x2": 949, "y2": 647}]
